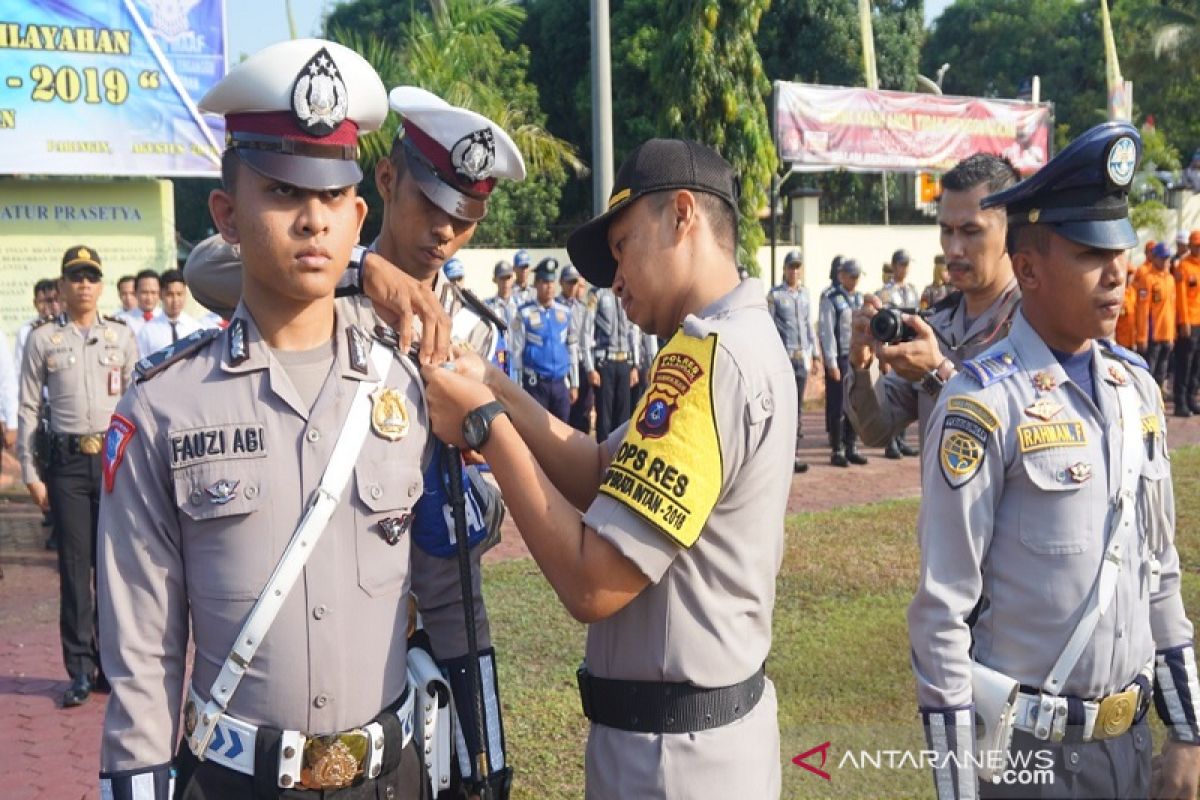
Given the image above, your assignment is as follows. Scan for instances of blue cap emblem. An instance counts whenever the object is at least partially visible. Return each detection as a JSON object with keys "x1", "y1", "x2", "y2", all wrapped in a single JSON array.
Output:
[{"x1": 1106, "y1": 137, "x2": 1137, "y2": 187}]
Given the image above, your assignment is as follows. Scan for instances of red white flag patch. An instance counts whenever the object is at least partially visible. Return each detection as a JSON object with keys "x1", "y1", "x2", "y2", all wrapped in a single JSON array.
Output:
[{"x1": 103, "y1": 413, "x2": 137, "y2": 493}]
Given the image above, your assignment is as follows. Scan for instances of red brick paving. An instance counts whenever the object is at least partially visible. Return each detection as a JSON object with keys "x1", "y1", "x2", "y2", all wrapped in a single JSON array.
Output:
[{"x1": 3, "y1": 410, "x2": 1199, "y2": 799}]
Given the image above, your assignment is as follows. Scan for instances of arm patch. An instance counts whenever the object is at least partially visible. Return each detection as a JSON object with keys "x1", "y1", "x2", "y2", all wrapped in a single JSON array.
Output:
[{"x1": 597, "y1": 331, "x2": 723, "y2": 548}]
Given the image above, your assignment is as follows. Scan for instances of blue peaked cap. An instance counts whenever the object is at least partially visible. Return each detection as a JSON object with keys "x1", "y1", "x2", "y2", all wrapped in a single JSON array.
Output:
[{"x1": 982, "y1": 121, "x2": 1141, "y2": 250}]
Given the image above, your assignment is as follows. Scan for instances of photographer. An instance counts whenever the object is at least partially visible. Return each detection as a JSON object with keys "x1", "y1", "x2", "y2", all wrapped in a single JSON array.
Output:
[{"x1": 845, "y1": 154, "x2": 1022, "y2": 449}]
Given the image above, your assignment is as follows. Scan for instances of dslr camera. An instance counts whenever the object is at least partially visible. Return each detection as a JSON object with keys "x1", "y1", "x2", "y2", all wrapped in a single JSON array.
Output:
[{"x1": 870, "y1": 307, "x2": 920, "y2": 345}]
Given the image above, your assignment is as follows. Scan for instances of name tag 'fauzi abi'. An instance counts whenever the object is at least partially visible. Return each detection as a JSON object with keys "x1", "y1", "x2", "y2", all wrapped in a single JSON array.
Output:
[{"x1": 170, "y1": 424, "x2": 267, "y2": 468}]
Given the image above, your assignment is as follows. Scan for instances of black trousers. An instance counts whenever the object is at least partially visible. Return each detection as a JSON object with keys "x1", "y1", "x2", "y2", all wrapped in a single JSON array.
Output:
[
  {"x1": 173, "y1": 728, "x2": 430, "y2": 799},
  {"x1": 824, "y1": 356, "x2": 857, "y2": 452},
  {"x1": 50, "y1": 449, "x2": 102, "y2": 681},
  {"x1": 595, "y1": 359, "x2": 633, "y2": 442},
  {"x1": 568, "y1": 359, "x2": 594, "y2": 433},
  {"x1": 523, "y1": 373, "x2": 571, "y2": 422},
  {"x1": 979, "y1": 718, "x2": 1151, "y2": 800},
  {"x1": 1173, "y1": 330, "x2": 1200, "y2": 404},
  {"x1": 1144, "y1": 341, "x2": 1173, "y2": 386}
]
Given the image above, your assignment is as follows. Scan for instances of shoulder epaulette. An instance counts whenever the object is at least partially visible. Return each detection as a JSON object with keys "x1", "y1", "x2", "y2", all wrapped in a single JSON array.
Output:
[
  {"x1": 30, "y1": 317, "x2": 51, "y2": 330},
  {"x1": 104, "y1": 314, "x2": 128, "y2": 326},
  {"x1": 134, "y1": 328, "x2": 221, "y2": 383},
  {"x1": 961, "y1": 350, "x2": 1019, "y2": 387},
  {"x1": 1099, "y1": 339, "x2": 1150, "y2": 371}
]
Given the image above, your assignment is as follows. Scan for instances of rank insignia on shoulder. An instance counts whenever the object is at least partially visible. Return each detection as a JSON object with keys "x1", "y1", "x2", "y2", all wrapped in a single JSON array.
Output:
[
  {"x1": 370, "y1": 387, "x2": 410, "y2": 441},
  {"x1": 103, "y1": 314, "x2": 128, "y2": 326},
  {"x1": 135, "y1": 328, "x2": 221, "y2": 383},
  {"x1": 1099, "y1": 339, "x2": 1150, "y2": 371},
  {"x1": 939, "y1": 411, "x2": 991, "y2": 489},
  {"x1": 961, "y1": 352, "x2": 1017, "y2": 387}
]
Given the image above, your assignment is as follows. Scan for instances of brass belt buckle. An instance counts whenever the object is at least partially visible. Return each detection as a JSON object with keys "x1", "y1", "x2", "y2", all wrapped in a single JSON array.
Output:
[
  {"x1": 1094, "y1": 688, "x2": 1138, "y2": 739},
  {"x1": 79, "y1": 433, "x2": 103, "y2": 455},
  {"x1": 299, "y1": 730, "x2": 367, "y2": 790}
]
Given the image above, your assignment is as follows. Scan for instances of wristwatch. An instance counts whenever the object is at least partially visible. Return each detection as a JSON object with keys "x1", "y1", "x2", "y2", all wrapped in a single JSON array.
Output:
[
  {"x1": 463, "y1": 401, "x2": 508, "y2": 450},
  {"x1": 920, "y1": 358, "x2": 956, "y2": 397},
  {"x1": 336, "y1": 245, "x2": 369, "y2": 297}
]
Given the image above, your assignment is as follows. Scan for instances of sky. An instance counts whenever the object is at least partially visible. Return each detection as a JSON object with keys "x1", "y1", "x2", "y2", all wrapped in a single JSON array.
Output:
[{"x1": 228, "y1": 0, "x2": 959, "y2": 62}]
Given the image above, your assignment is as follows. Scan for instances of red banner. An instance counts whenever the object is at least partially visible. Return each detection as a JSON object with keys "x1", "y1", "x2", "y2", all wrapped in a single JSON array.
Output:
[{"x1": 774, "y1": 82, "x2": 1053, "y2": 174}]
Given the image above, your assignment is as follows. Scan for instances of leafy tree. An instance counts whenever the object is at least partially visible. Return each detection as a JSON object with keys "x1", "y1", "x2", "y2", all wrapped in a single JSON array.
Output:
[
  {"x1": 921, "y1": 0, "x2": 1107, "y2": 150},
  {"x1": 653, "y1": 0, "x2": 777, "y2": 265},
  {"x1": 328, "y1": 0, "x2": 583, "y2": 244}
]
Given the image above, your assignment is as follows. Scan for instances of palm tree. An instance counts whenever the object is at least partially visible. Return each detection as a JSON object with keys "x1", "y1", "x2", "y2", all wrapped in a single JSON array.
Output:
[{"x1": 332, "y1": 0, "x2": 585, "y2": 181}]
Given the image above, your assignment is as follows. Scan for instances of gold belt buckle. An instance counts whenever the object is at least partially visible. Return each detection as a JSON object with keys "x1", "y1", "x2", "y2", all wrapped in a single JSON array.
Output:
[
  {"x1": 299, "y1": 730, "x2": 367, "y2": 790},
  {"x1": 79, "y1": 433, "x2": 103, "y2": 455},
  {"x1": 1094, "y1": 688, "x2": 1138, "y2": 739}
]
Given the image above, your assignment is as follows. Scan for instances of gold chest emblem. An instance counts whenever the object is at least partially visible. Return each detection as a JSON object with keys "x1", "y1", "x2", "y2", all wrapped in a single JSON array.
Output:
[{"x1": 370, "y1": 387, "x2": 410, "y2": 441}]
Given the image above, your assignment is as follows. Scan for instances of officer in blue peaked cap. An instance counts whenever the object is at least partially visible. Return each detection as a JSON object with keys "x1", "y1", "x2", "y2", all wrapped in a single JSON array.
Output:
[{"x1": 909, "y1": 121, "x2": 1200, "y2": 800}]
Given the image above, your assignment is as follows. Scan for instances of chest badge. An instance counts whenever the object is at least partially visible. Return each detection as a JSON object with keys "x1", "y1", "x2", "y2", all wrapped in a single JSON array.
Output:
[
  {"x1": 1068, "y1": 462, "x2": 1093, "y2": 484},
  {"x1": 104, "y1": 328, "x2": 117, "y2": 343},
  {"x1": 371, "y1": 387, "x2": 410, "y2": 441},
  {"x1": 1107, "y1": 365, "x2": 1127, "y2": 386},
  {"x1": 1032, "y1": 371, "x2": 1057, "y2": 393},
  {"x1": 1024, "y1": 398, "x2": 1063, "y2": 421},
  {"x1": 205, "y1": 479, "x2": 240, "y2": 505},
  {"x1": 51, "y1": 333, "x2": 63, "y2": 345},
  {"x1": 378, "y1": 515, "x2": 412, "y2": 546}
]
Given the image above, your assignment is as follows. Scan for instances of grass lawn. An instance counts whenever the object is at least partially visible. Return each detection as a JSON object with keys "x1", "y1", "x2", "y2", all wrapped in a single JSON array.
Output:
[{"x1": 486, "y1": 446, "x2": 1200, "y2": 799}]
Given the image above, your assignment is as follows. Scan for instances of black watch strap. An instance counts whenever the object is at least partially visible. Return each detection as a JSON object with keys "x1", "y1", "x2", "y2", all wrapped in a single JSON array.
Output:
[{"x1": 464, "y1": 400, "x2": 508, "y2": 449}]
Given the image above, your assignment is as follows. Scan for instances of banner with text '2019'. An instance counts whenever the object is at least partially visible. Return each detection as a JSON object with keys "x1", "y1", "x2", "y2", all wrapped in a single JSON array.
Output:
[
  {"x1": 775, "y1": 82, "x2": 1053, "y2": 175},
  {"x1": 0, "y1": 0, "x2": 226, "y2": 177}
]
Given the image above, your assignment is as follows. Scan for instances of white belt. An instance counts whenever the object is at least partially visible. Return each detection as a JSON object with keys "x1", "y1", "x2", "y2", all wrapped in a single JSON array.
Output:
[
  {"x1": 1012, "y1": 661, "x2": 1152, "y2": 743},
  {"x1": 187, "y1": 686, "x2": 415, "y2": 786}
]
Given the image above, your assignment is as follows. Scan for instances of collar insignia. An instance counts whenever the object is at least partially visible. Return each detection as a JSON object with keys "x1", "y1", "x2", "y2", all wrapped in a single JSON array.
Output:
[
  {"x1": 347, "y1": 326, "x2": 369, "y2": 374},
  {"x1": 378, "y1": 515, "x2": 412, "y2": 546},
  {"x1": 370, "y1": 387, "x2": 410, "y2": 441},
  {"x1": 205, "y1": 479, "x2": 240, "y2": 505},
  {"x1": 1025, "y1": 398, "x2": 1063, "y2": 421},
  {"x1": 227, "y1": 319, "x2": 248, "y2": 365},
  {"x1": 450, "y1": 128, "x2": 496, "y2": 183},
  {"x1": 1032, "y1": 370, "x2": 1057, "y2": 392},
  {"x1": 291, "y1": 46, "x2": 349, "y2": 137},
  {"x1": 1107, "y1": 364, "x2": 1127, "y2": 385}
]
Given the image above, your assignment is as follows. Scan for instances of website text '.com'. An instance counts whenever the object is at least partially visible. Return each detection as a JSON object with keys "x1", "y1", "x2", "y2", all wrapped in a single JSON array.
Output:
[{"x1": 793, "y1": 742, "x2": 1055, "y2": 787}]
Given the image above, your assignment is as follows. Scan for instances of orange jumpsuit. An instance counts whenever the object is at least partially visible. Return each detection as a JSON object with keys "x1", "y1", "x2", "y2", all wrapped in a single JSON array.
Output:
[
  {"x1": 1115, "y1": 282, "x2": 1139, "y2": 349},
  {"x1": 1136, "y1": 268, "x2": 1176, "y2": 346}
]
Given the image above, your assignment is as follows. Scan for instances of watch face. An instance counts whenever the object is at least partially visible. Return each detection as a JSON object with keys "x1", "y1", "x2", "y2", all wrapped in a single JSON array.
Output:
[{"x1": 464, "y1": 411, "x2": 487, "y2": 449}]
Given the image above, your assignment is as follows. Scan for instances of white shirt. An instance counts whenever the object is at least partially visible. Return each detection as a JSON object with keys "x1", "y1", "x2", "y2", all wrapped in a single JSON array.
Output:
[
  {"x1": 0, "y1": 329, "x2": 17, "y2": 428},
  {"x1": 135, "y1": 312, "x2": 209, "y2": 357},
  {"x1": 117, "y1": 307, "x2": 162, "y2": 337}
]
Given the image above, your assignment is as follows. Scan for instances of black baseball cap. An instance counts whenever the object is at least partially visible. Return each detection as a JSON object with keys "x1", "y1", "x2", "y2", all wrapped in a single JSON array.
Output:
[
  {"x1": 567, "y1": 138, "x2": 740, "y2": 287},
  {"x1": 61, "y1": 245, "x2": 103, "y2": 276}
]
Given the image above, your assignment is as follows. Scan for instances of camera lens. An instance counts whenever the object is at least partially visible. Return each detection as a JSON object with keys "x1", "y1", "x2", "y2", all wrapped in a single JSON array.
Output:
[{"x1": 870, "y1": 308, "x2": 904, "y2": 344}]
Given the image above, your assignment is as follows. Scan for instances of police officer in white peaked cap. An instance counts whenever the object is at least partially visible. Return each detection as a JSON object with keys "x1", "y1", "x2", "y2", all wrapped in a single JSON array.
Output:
[
  {"x1": 909, "y1": 121, "x2": 1200, "y2": 799},
  {"x1": 176, "y1": 76, "x2": 527, "y2": 799},
  {"x1": 97, "y1": 38, "x2": 455, "y2": 800}
]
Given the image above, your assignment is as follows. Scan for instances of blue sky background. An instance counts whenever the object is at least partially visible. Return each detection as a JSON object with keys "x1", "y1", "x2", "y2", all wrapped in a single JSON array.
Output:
[{"x1": 229, "y1": 0, "x2": 958, "y2": 63}]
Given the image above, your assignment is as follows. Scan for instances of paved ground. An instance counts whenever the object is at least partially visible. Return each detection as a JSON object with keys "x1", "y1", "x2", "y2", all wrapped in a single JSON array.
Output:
[{"x1": 3, "y1": 409, "x2": 1199, "y2": 798}]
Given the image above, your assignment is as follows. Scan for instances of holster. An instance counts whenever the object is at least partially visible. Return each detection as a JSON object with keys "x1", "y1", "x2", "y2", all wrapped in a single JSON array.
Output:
[{"x1": 971, "y1": 661, "x2": 1019, "y2": 784}]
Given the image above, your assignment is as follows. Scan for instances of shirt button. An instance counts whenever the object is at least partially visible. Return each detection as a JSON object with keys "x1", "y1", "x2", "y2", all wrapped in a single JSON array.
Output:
[
  {"x1": 306, "y1": 429, "x2": 320, "y2": 443},
  {"x1": 408, "y1": 483, "x2": 420, "y2": 498},
  {"x1": 245, "y1": 486, "x2": 259, "y2": 499},
  {"x1": 314, "y1": 693, "x2": 329, "y2": 708},
  {"x1": 370, "y1": 484, "x2": 383, "y2": 500},
  {"x1": 313, "y1": 605, "x2": 328, "y2": 620},
  {"x1": 190, "y1": 489, "x2": 203, "y2": 506},
  {"x1": 1068, "y1": 751, "x2": 1080, "y2": 766}
]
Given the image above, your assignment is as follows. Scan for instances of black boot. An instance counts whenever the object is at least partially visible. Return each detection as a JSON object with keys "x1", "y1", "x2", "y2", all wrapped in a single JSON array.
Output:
[
  {"x1": 830, "y1": 427, "x2": 848, "y2": 467},
  {"x1": 62, "y1": 675, "x2": 92, "y2": 708},
  {"x1": 846, "y1": 428, "x2": 868, "y2": 465}
]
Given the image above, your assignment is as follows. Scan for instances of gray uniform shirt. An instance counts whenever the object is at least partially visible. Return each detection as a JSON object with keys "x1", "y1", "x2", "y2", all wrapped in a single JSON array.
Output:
[
  {"x1": 580, "y1": 278, "x2": 792, "y2": 797},
  {"x1": 908, "y1": 310, "x2": 1192, "y2": 711},
  {"x1": 96, "y1": 305, "x2": 481, "y2": 773},
  {"x1": 846, "y1": 279, "x2": 1021, "y2": 448},
  {"x1": 766, "y1": 282, "x2": 814, "y2": 372},
  {"x1": 17, "y1": 314, "x2": 138, "y2": 484},
  {"x1": 877, "y1": 280, "x2": 919, "y2": 309},
  {"x1": 817, "y1": 285, "x2": 862, "y2": 360},
  {"x1": 582, "y1": 288, "x2": 640, "y2": 373}
]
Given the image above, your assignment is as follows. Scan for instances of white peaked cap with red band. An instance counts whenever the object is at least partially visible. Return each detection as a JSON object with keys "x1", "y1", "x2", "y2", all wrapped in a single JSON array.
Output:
[
  {"x1": 389, "y1": 86, "x2": 526, "y2": 222},
  {"x1": 200, "y1": 39, "x2": 387, "y2": 191}
]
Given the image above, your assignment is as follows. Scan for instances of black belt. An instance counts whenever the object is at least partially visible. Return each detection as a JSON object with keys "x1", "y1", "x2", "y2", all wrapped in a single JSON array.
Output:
[
  {"x1": 576, "y1": 665, "x2": 765, "y2": 734},
  {"x1": 52, "y1": 432, "x2": 105, "y2": 456}
]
